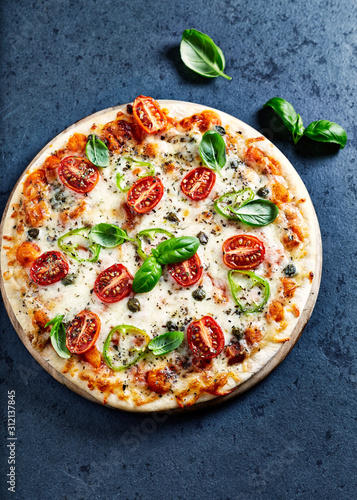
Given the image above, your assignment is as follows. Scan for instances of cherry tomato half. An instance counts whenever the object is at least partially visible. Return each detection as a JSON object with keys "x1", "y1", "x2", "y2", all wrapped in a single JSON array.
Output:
[
  {"x1": 181, "y1": 167, "x2": 216, "y2": 201},
  {"x1": 168, "y1": 253, "x2": 203, "y2": 287},
  {"x1": 127, "y1": 176, "x2": 164, "y2": 214},
  {"x1": 94, "y1": 264, "x2": 133, "y2": 303},
  {"x1": 222, "y1": 235, "x2": 265, "y2": 270},
  {"x1": 58, "y1": 156, "x2": 99, "y2": 193},
  {"x1": 30, "y1": 251, "x2": 69, "y2": 286},
  {"x1": 187, "y1": 316, "x2": 225, "y2": 359},
  {"x1": 132, "y1": 95, "x2": 167, "y2": 134},
  {"x1": 66, "y1": 310, "x2": 101, "y2": 354}
]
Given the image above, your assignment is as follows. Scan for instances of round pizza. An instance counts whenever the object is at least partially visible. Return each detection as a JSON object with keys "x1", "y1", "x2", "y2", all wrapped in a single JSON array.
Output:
[{"x1": 0, "y1": 96, "x2": 320, "y2": 411}]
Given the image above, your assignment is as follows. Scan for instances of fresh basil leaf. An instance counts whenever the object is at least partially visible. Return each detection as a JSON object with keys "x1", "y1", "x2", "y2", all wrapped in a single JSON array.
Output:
[
  {"x1": 292, "y1": 114, "x2": 304, "y2": 145},
  {"x1": 89, "y1": 223, "x2": 134, "y2": 248},
  {"x1": 132, "y1": 257, "x2": 162, "y2": 293},
  {"x1": 153, "y1": 236, "x2": 200, "y2": 265},
  {"x1": 232, "y1": 199, "x2": 279, "y2": 226},
  {"x1": 148, "y1": 331, "x2": 184, "y2": 356},
  {"x1": 45, "y1": 314, "x2": 64, "y2": 328},
  {"x1": 263, "y1": 97, "x2": 299, "y2": 133},
  {"x1": 303, "y1": 120, "x2": 347, "y2": 149},
  {"x1": 85, "y1": 135, "x2": 110, "y2": 168},
  {"x1": 199, "y1": 130, "x2": 226, "y2": 173},
  {"x1": 45, "y1": 315, "x2": 70, "y2": 359},
  {"x1": 180, "y1": 29, "x2": 232, "y2": 80}
]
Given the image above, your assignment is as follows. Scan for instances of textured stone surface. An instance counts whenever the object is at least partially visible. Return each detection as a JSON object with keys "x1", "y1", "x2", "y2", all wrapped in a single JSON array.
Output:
[{"x1": 1, "y1": 0, "x2": 356, "y2": 498}]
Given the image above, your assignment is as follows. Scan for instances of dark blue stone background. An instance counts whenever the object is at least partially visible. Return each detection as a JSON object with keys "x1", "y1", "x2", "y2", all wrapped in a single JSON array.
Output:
[{"x1": 1, "y1": 0, "x2": 356, "y2": 498}]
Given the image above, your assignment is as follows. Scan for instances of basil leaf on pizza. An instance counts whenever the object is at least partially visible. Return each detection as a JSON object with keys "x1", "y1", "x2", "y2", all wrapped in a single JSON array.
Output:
[
  {"x1": 199, "y1": 130, "x2": 226, "y2": 173},
  {"x1": 232, "y1": 199, "x2": 279, "y2": 226},
  {"x1": 132, "y1": 257, "x2": 162, "y2": 293},
  {"x1": 303, "y1": 120, "x2": 347, "y2": 149},
  {"x1": 153, "y1": 236, "x2": 200, "y2": 265},
  {"x1": 89, "y1": 224, "x2": 134, "y2": 248},
  {"x1": 85, "y1": 135, "x2": 110, "y2": 168},
  {"x1": 180, "y1": 29, "x2": 232, "y2": 80},
  {"x1": 148, "y1": 331, "x2": 184, "y2": 355},
  {"x1": 45, "y1": 315, "x2": 70, "y2": 359}
]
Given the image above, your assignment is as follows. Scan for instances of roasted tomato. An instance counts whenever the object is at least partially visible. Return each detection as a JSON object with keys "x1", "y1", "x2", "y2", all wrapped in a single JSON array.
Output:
[
  {"x1": 66, "y1": 310, "x2": 101, "y2": 354},
  {"x1": 16, "y1": 241, "x2": 41, "y2": 267},
  {"x1": 225, "y1": 342, "x2": 247, "y2": 365},
  {"x1": 187, "y1": 316, "x2": 225, "y2": 359},
  {"x1": 168, "y1": 253, "x2": 203, "y2": 287},
  {"x1": 146, "y1": 368, "x2": 172, "y2": 394},
  {"x1": 181, "y1": 167, "x2": 216, "y2": 201},
  {"x1": 222, "y1": 235, "x2": 265, "y2": 269},
  {"x1": 58, "y1": 156, "x2": 99, "y2": 193},
  {"x1": 30, "y1": 251, "x2": 69, "y2": 286},
  {"x1": 94, "y1": 264, "x2": 133, "y2": 303},
  {"x1": 127, "y1": 176, "x2": 164, "y2": 214},
  {"x1": 132, "y1": 95, "x2": 167, "y2": 134}
]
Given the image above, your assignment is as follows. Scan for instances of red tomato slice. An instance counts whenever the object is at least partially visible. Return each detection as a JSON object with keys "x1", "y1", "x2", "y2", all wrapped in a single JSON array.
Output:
[
  {"x1": 181, "y1": 167, "x2": 216, "y2": 201},
  {"x1": 58, "y1": 156, "x2": 99, "y2": 193},
  {"x1": 127, "y1": 176, "x2": 164, "y2": 214},
  {"x1": 187, "y1": 316, "x2": 225, "y2": 359},
  {"x1": 94, "y1": 264, "x2": 133, "y2": 303},
  {"x1": 168, "y1": 253, "x2": 202, "y2": 287},
  {"x1": 132, "y1": 95, "x2": 167, "y2": 134},
  {"x1": 66, "y1": 310, "x2": 101, "y2": 354},
  {"x1": 30, "y1": 251, "x2": 69, "y2": 286},
  {"x1": 222, "y1": 235, "x2": 265, "y2": 269}
]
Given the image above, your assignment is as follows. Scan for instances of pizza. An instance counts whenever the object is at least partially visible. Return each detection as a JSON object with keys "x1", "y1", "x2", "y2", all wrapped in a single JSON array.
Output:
[{"x1": 0, "y1": 96, "x2": 320, "y2": 411}]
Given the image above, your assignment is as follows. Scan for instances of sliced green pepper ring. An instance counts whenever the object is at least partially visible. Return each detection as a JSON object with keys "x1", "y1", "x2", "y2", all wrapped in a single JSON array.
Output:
[
  {"x1": 103, "y1": 325, "x2": 150, "y2": 372},
  {"x1": 116, "y1": 158, "x2": 156, "y2": 192},
  {"x1": 57, "y1": 227, "x2": 101, "y2": 263},
  {"x1": 228, "y1": 270, "x2": 270, "y2": 313},
  {"x1": 214, "y1": 188, "x2": 254, "y2": 219},
  {"x1": 135, "y1": 228, "x2": 174, "y2": 260}
]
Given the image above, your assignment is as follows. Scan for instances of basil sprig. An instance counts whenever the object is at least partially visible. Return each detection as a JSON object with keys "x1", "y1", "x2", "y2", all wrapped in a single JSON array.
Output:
[
  {"x1": 263, "y1": 97, "x2": 347, "y2": 149},
  {"x1": 199, "y1": 130, "x2": 226, "y2": 173},
  {"x1": 132, "y1": 257, "x2": 162, "y2": 293},
  {"x1": 303, "y1": 120, "x2": 347, "y2": 148},
  {"x1": 89, "y1": 223, "x2": 134, "y2": 248},
  {"x1": 180, "y1": 29, "x2": 232, "y2": 80},
  {"x1": 232, "y1": 199, "x2": 279, "y2": 227},
  {"x1": 133, "y1": 236, "x2": 200, "y2": 294},
  {"x1": 148, "y1": 331, "x2": 184, "y2": 356},
  {"x1": 153, "y1": 236, "x2": 200, "y2": 265},
  {"x1": 85, "y1": 135, "x2": 110, "y2": 167},
  {"x1": 45, "y1": 315, "x2": 70, "y2": 359},
  {"x1": 263, "y1": 98, "x2": 304, "y2": 145}
]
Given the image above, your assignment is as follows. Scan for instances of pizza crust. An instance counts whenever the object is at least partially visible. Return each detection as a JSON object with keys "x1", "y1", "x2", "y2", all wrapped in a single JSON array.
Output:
[{"x1": 0, "y1": 101, "x2": 321, "y2": 412}]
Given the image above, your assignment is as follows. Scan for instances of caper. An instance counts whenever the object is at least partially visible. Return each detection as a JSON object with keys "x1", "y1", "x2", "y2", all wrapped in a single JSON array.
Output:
[
  {"x1": 214, "y1": 125, "x2": 226, "y2": 136},
  {"x1": 283, "y1": 263, "x2": 297, "y2": 277},
  {"x1": 231, "y1": 326, "x2": 244, "y2": 340},
  {"x1": 192, "y1": 288, "x2": 206, "y2": 301},
  {"x1": 197, "y1": 231, "x2": 208, "y2": 245},
  {"x1": 61, "y1": 274, "x2": 76, "y2": 286},
  {"x1": 27, "y1": 228, "x2": 39, "y2": 240},
  {"x1": 257, "y1": 186, "x2": 270, "y2": 198},
  {"x1": 87, "y1": 134, "x2": 93, "y2": 141},
  {"x1": 166, "y1": 320, "x2": 177, "y2": 331},
  {"x1": 165, "y1": 212, "x2": 179, "y2": 223},
  {"x1": 127, "y1": 298, "x2": 141, "y2": 313}
]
